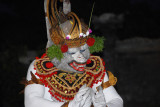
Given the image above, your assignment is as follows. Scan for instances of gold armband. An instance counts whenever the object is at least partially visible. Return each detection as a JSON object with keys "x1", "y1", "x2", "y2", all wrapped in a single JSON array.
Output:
[
  {"x1": 97, "y1": 71, "x2": 117, "y2": 91},
  {"x1": 21, "y1": 72, "x2": 43, "y2": 87}
]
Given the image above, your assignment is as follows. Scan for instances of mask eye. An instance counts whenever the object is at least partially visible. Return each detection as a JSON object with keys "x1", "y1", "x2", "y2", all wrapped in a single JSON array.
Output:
[
  {"x1": 68, "y1": 52, "x2": 76, "y2": 55},
  {"x1": 80, "y1": 49, "x2": 85, "y2": 53}
]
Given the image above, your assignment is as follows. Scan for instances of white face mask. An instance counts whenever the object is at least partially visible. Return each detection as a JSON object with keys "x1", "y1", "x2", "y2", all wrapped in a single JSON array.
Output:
[
  {"x1": 68, "y1": 44, "x2": 88, "y2": 63},
  {"x1": 51, "y1": 44, "x2": 90, "y2": 73}
]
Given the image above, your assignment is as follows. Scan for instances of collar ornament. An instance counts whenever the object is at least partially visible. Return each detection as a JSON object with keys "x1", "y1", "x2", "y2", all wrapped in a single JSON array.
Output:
[{"x1": 34, "y1": 55, "x2": 106, "y2": 102}]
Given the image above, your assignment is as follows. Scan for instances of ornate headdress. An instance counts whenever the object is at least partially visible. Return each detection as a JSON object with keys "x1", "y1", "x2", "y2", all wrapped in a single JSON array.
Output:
[
  {"x1": 46, "y1": 0, "x2": 92, "y2": 48},
  {"x1": 45, "y1": 0, "x2": 104, "y2": 60}
]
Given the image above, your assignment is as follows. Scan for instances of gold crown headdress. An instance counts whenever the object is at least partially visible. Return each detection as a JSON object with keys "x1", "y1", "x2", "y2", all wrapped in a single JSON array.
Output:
[
  {"x1": 46, "y1": 0, "x2": 91, "y2": 48},
  {"x1": 45, "y1": 0, "x2": 104, "y2": 60}
]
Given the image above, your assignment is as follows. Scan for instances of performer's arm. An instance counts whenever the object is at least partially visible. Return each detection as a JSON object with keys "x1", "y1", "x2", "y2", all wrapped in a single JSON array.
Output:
[
  {"x1": 92, "y1": 72, "x2": 123, "y2": 107},
  {"x1": 25, "y1": 84, "x2": 65, "y2": 107},
  {"x1": 103, "y1": 72, "x2": 123, "y2": 107},
  {"x1": 24, "y1": 61, "x2": 65, "y2": 107}
]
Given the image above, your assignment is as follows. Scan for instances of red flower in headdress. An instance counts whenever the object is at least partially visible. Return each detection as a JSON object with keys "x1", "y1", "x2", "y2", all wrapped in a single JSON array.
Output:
[
  {"x1": 61, "y1": 45, "x2": 68, "y2": 53},
  {"x1": 87, "y1": 38, "x2": 95, "y2": 47}
]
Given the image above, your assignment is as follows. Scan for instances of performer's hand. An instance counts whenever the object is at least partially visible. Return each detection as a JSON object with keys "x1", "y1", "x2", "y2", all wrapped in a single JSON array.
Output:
[
  {"x1": 82, "y1": 88, "x2": 92, "y2": 107},
  {"x1": 68, "y1": 84, "x2": 92, "y2": 107},
  {"x1": 91, "y1": 86, "x2": 107, "y2": 107}
]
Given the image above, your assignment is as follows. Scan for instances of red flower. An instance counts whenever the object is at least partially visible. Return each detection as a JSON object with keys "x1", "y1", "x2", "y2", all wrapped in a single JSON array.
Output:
[
  {"x1": 61, "y1": 45, "x2": 68, "y2": 53},
  {"x1": 46, "y1": 62, "x2": 54, "y2": 68},
  {"x1": 87, "y1": 38, "x2": 95, "y2": 46}
]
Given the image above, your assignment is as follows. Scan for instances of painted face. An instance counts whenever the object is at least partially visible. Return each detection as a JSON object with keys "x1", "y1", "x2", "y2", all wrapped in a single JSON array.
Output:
[{"x1": 51, "y1": 44, "x2": 90, "y2": 73}]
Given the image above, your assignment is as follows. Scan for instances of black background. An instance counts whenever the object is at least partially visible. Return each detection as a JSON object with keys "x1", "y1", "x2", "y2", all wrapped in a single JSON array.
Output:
[{"x1": 0, "y1": 0, "x2": 160, "y2": 107}]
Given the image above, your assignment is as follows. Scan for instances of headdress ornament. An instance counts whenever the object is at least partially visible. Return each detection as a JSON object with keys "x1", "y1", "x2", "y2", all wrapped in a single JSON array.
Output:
[
  {"x1": 45, "y1": 0, "x2": 104, "y2": 60},
  {"x1": 46, "y1": 0, "x2": 92, "y2": 48}
]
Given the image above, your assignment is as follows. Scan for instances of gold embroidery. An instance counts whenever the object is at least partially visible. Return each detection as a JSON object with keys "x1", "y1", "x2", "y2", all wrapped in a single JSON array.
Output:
[
  {"x1": 65, "y1": 73, "x2": 76, "y2": 84},
  {"x1": 35, "y1": 56, "x2": 105, "y2": 101},
  {"x1": 59, "y1": 73, "x2": 67, "y2": 78},
  {"x1": 58, "y1": 73, "x2": 83, "y2": 84}
]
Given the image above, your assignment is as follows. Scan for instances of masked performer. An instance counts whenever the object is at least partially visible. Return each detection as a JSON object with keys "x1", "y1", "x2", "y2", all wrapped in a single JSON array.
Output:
[{"x1": 24, "y1": 0, "x2": 123, "y2": 107}]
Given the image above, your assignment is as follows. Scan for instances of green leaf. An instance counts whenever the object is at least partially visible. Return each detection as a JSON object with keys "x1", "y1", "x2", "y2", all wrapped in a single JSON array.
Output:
[
  {"x1": 89, "y1": 35, "x2": 105, "y2": 53},
  {"x1": 47, "y1": 45, "x2": 63, "y2": 61}
]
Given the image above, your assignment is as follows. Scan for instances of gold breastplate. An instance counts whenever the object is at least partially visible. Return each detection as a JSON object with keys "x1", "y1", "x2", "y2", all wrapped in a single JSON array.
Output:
[{"x1": 34, "y1": 55, "x2": 105, "y2": 102}]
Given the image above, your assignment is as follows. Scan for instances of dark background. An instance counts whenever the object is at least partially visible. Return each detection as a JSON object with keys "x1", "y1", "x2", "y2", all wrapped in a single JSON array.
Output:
[{"x1": 0, "y1": 0, "x2": 160, "y2": 107}]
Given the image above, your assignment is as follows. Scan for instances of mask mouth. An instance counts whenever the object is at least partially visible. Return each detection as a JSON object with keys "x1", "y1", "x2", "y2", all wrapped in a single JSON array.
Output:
[{"x1": 69, "y1": 61, "x2": 86, "y2": 72}]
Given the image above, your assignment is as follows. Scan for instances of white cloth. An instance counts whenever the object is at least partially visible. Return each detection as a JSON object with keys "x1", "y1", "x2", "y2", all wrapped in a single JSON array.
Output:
[
  {"x1": 91, "y1": 86, "x2": 107, "y2": 107},
  {"x1": 91, "y1": 72, "x2": 123, "y2": 107},
  {"x1": 25, "y1": 84, "x2": 64, "y2": 107},
  {"x1": 68, "y1": 84, "x2": 92, "y2": 107},
  {"x1": 25, "y1": 61, "x2": 123, "y2": 107}
]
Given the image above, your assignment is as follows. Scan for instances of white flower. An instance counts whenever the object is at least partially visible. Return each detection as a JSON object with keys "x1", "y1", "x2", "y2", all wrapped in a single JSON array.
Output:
[
  {"x1": 83, "y1": 34, "x2": 87, "y2": 37},
  {"x1": 86, "y1": 31, "x2": 89, "y2": 36},
  {"x1": 79, "y1": 33, "x2": 84, "y2": 38}
]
